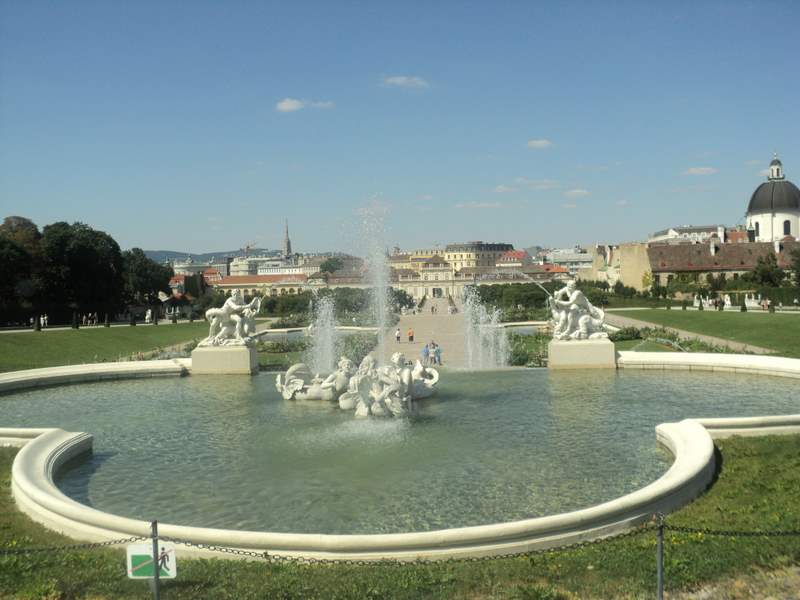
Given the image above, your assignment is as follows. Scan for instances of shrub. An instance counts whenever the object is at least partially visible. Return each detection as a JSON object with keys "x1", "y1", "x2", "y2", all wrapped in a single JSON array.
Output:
[
  {"x1": 609, "y1": 327, "x2": 642, "y2": 342},
  {"x1": 740, "y1": 299, "x2": 747, "y2": 312},
  {"x1": 681, "y1": 300, "x2": 688, "y2": 310}
]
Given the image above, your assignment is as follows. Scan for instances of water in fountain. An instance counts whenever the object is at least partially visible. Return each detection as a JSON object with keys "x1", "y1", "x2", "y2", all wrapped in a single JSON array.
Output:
[
  {"x1": 462, "y1": 287, "x2": 509, "y2": 370},
  {"x1": 358, "y1": 202, "x2": 390, "y2": 364},
  {"x1": 307, "y1": 295, "x2": 337, "y2": 374}
]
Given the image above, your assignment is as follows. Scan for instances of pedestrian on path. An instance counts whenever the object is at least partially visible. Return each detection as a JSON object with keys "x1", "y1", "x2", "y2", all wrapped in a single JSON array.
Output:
[
  {"x1": 395, "y1": 328, "x2": 401, "y2": 343},
  {"x1": 407, "y1": 327, "x2": 414, "y2": 343},
  {"x1": 434, "y1": 343, "x2": 442, "y2": 366},
  {"x1": 421, "y1": 344, "x2": 429, "y2": 365}
]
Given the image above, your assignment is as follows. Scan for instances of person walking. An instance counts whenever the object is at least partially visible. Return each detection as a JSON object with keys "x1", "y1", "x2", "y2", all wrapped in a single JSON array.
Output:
[
  {"x1": 434, "y1": 343, "x2": 442, "y2": 366},
  {"x1": 395, "y1": 327, "x2": 401, "y2": 343},
  {"x1": 407, "y1": 327, "x2": 414, "y2": 343},
  {"x1": 421, "y1": 343, "x2": 430, "y2": 366}
]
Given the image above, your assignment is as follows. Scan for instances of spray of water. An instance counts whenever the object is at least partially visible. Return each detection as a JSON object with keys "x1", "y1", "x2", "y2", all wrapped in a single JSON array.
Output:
[
  {"x1": 462, "y1": 287, "x2": 509, "y2": 370},
  {"x1": 307, "y1": 295, "x2": 337, "y2": 374},
  {"x1": 357, "y1": 202, "x2": 390, "y2": 364}
]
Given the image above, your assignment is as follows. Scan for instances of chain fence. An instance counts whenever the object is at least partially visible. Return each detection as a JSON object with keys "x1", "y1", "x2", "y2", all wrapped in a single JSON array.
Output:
[{"x1": 2, "y1": 515, "x2": 800, "y2": 598}]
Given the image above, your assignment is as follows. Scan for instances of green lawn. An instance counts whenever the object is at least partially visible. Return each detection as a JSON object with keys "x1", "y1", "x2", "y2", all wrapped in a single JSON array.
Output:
[
  {"x1": 613, "y1": 309, "x2": 800, "y2": 357},
  {"x1": 0, "y1": 322, "x2": 210, "y2": 373},
  {"x1": 2, "y1": 436, "x2": 800, "y2": 599}
]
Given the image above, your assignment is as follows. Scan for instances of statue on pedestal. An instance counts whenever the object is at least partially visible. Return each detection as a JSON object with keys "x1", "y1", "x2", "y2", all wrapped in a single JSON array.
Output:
[
  {"x1": 549, "y1": 280, "x2": 608, "y2": 340},
  {"x1": 201, "y1": 289, "x2": 261, "y2": 347}
]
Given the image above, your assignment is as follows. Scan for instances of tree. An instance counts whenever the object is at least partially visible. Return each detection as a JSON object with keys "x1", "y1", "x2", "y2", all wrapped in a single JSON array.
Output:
[
  {"x1": 750, "y1": 252, "x2": 785, "y2": 288},
  {"x1": 0, "y1": 237, "x2": 33, "y2": 322},
  {"x1": 319, "y1": 257, "x2": 344, "y2": 274},
  {"x1": 38, "y1": 222, "x2": 125, "y2": 319},
  {"x1": 121, "y1": 248, "x2": 174, "y2": 304},
  {"x1": 790, "y1": 248, "x2": 800, "y2": 286},
  {"x1": 0, "y1": 216, "x2": 41, "y2": 257}
]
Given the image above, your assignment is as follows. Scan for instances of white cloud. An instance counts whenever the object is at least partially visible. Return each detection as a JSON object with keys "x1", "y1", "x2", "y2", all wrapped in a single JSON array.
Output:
[
  {"x1": 527, "y1": 138, "x2": 553, "y2": 149},
  {"x1": 758, "y1": 168, "x2": 770, "y2": 176},
  {"x1": 454, "y1": 201, "x2": 502, "y2": 209},
  {"x1": 514, "y1": 177, "x2": 559, "y2": 190},
  {"x1": 563, "y1": 188, "x2": 590, "y2": 198},
  {"x1": 493, "y1": 185, "x2": 517, "y2": 193},
  {"x1": 275, "y1": 98, "x2": 334, "y2": 112},
  {"x1": 684, "y1": 166, "x2": 718, "y2": 176},
  {"x1": 562, "y1": 203, "x2": 577, "y2": 209},
  {"x1": 382, "y1": 75, "x2": 429, "y2": 89}
]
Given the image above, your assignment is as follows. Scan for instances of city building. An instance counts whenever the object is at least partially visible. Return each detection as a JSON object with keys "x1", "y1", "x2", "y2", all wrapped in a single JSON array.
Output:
[
  {"x1": 648, "y1": 225, "x2": 725, "y2": 244},
  {"x1": 545, "y1": 246, "x2": 593, "y2": 275},
  {"x1": 649, "y1": 239, "x2": 800, "y2": 287},
  {"x1": 444, "y1": 242, "x2": 514, "y2": 270}
]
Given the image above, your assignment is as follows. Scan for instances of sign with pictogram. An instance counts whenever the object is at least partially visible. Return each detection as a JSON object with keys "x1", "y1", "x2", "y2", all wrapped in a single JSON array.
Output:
[{"x1": 126, "y1": 543, "x2": 177, "y2": 579}]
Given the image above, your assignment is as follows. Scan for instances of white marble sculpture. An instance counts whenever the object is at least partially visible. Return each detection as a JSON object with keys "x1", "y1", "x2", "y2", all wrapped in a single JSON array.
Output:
[
  {"x1": 200, "y1": 289, "x2": 261, "y2": 347},
  {"x1": 549, "y1": 280, "x2": 609, "y2": 341},
  {"x1": 276, "y1": 352, "x2": 439, "y2": 418}
]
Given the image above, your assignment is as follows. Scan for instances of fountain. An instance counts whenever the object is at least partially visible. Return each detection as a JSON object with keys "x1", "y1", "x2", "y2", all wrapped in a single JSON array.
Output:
[
  {"x1": 358, "y1": 202, "x2": 390, "y2": 364},
  {"x1": 462, "y1": 287, "x2": 509, "y2": 370},
  {"x1": 306, "y1": 295, "x2": 337, "y2": 374}
]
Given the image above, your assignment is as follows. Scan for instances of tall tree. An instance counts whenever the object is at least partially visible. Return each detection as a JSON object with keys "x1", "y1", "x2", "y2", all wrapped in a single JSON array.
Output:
[
  {"x1": 38, "y1": 222, "x2": 125, "y2": 316},
  {"x1": 790, "y1": 248, "x2": 800, "y2": 287},
  {"x1": 0, "y1": 216, "x2": 41, "y2": 256},
  {"x1": 750, "y1": 252, "x2": 785, "y2": 287},
  {"x1": 121, "y1": 248, "x2": 174, "y2": 304},
  {"x1": 0, "y1": 237, "x2": 33, "y2": 322}
]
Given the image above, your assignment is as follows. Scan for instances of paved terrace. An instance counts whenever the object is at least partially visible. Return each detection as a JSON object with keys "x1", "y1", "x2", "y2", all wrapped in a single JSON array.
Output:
[{"x1": 380, "y1": 297, "x2": 468, "y2": 368}]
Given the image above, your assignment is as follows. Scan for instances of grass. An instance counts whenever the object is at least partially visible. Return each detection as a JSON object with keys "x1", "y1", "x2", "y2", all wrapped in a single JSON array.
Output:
[
  {"x1": 0, "y1": 322, "x2": 210, "y2": 373},
  {"x1": 2, "y1": 435, "x2": 799, "y2": 599},
  {"x1": 612, "y1": 309, "x2": 800, "y2": 357}
]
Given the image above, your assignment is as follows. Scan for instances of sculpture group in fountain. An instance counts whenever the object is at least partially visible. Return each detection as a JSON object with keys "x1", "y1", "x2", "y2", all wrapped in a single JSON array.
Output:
[
  {"x1": 549, "y1": 280, "x2": 609, "y2": 341},
  {"x1": 275, "y1": 352, "x2": 439, "y2": 418},
  {"x1": 200, "y1": 289, "x2": 261, "y2": 347}
]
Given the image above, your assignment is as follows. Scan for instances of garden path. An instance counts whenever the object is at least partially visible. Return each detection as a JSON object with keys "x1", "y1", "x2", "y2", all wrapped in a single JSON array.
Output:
[{"x1": 379, "y1": 297, "x2": 468, "y2": 368}]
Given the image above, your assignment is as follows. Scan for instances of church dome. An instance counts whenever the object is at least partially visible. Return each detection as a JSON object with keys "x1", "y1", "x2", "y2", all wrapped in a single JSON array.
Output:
[
  {"x1": 747, "y1": 154, "x2": 800, "y2": 213},
  {"x1": 748, "y1": 180, "x2": 800, "y2": 212}
]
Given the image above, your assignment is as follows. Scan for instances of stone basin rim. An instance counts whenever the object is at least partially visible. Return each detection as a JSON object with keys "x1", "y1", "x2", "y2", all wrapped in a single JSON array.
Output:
[{"x1": 2, "y1": 353, "x2": 800, "y2": 560}]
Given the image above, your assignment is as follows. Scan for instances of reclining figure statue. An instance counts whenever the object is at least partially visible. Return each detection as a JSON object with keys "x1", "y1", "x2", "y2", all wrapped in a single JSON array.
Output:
[
  {"x1": 275, "y1": 352, "x2": 439, "y2": 418},
  {"x1": 549, "y1": 280, "x2": 608, "y2": 341}
]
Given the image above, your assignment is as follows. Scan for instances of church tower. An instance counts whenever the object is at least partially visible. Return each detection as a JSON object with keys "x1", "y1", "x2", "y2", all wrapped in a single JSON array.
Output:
[{"x1": 282, "y1": 219, "x2": 292, "y2": 258}]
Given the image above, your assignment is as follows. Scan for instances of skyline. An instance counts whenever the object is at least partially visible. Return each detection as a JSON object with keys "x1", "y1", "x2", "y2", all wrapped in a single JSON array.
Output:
[{"x1": 1, "y1": 2, "x2": 799, "y2": 254}]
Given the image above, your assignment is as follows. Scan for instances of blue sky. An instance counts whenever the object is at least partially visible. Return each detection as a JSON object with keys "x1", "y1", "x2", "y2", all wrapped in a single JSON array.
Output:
[{"x1": 1, "y1": 1, "x2": 798, "y2": 254}]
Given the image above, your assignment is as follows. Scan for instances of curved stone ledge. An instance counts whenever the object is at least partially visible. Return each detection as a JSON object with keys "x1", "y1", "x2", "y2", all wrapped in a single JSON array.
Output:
[
  {"x1": 617, "y1": 351, "x2": 800, "y2": 379},
  {"x1": 4, "y1": 352, "x2": 800, "y2": 561},
  {"x1": 0, "y1": 359, "x2": 190, "y2": 395},
  {"x1": 6, "y1": 420, "x2": 715, "y2": 561}
]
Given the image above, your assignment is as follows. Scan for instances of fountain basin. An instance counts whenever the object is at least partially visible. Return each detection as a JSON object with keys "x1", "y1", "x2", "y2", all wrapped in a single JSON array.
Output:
[{"x1": 3, "y1": 354, "x2": 800, "y2": 559}]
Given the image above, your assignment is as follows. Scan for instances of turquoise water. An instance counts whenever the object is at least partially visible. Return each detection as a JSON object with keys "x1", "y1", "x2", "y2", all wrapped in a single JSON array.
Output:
[{"x1": 2, "y1": 369, "x2": 798, "y2": 534}]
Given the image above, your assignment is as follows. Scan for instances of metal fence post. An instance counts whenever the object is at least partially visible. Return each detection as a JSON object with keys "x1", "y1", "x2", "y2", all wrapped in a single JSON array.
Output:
[
  {"x1": 656, "y1": 513, "x2": 664, "y2": 600},
  {"x1": 151, "y1": 520, "x2": 161, "y2": 600}
]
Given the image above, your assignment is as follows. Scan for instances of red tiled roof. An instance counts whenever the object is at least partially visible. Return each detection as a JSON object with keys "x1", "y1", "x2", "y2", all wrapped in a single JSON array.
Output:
[
  {"x1": 216, "y1": 274, "x2": 307, "y2": 285},
  {"x1": 523, "y1": 263, "x2": 568, "y2": 273},
  {"x1": 649, "y1": 241, "x2": 800, "y2": 272}
]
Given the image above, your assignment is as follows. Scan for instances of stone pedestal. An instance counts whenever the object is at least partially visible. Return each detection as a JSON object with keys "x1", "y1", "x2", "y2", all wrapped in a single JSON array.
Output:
[
  {"x1": 547, "y1": 339, "x2": 616, "y2": 370},
  {"x1": 191, "y1": 346, "x2": 258, "y2": 375}
]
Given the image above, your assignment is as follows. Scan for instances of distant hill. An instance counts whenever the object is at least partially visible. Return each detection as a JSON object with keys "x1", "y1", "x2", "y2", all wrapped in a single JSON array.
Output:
[{"x1": 144, "y1": 249, "x2": 278, "y2": 263}]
